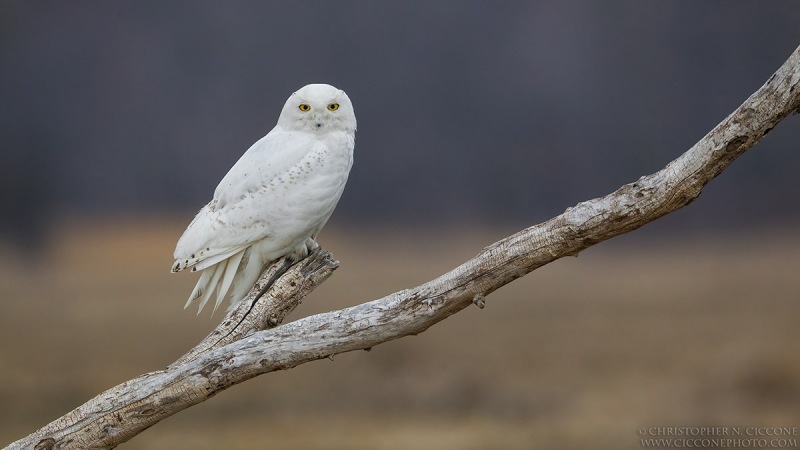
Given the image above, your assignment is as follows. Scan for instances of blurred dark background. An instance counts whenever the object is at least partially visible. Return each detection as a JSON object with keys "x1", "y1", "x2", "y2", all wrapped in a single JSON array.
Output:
[
  {"x1": 2, "y1": 3, "x2": 800, "y2": 450},
  {"x1": 1, "y1": 1, "x2": 799, "y2": 251}
]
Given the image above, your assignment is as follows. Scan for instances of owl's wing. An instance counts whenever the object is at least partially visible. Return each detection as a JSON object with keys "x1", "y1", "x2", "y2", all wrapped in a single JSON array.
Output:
[
  {"x1": 172, "y1": 127, "x2": 319, "y2": 272},
  {"x1": 212, "y1": 129, "x2": 313, "y2": 208},
  {"x1": 170, "y1": 203, "x2": 255, "y2": 273}
]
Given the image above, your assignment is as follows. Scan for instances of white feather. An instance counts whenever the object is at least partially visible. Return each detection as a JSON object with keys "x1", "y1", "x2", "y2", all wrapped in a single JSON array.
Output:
[
  {"x1": 173, "y1": 84, "x2": 356, "y2": 313},
  {"x1": 213, "y1": 249, "x2": 244, "y2": 313},
  {"x1": 185, "y1": 268, "x2": 212, "y2": 309},
  {"x1": 196, "y1": 261, "x2": 224, "y2": 314}
]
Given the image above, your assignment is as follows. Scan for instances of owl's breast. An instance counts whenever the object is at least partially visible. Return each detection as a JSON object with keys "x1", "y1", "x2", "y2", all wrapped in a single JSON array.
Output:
[
  {"x1": 288, "y1": 131, "x2": 354, "y2": 206},
  {"x1": 226, "y1": 130, "x2": 352, "y2": 236}
]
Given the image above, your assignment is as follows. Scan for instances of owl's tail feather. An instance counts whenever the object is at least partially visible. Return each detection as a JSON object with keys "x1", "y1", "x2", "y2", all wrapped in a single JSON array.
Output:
[
  {"x1": 196, "y1": 263, "x2": 224, "y2": 314},
  {"x1": 214, "y1": 250, "x2": 245, "y2": 313},
  {"x1": 184, "y1": 249, "x2": 246, "y2": 315},
  {"x1": 185, "y1": 269, "x2": 213, "y2": 309}
]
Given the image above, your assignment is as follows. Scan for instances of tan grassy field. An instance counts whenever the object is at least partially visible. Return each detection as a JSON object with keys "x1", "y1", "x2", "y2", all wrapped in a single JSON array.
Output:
[{"x1": 1, "y1": 218, "x2": 799, "y2": 449}]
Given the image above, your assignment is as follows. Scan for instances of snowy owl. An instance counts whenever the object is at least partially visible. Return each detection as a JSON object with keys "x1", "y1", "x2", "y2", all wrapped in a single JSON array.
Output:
[{"x1": 172, "y1": 83, "x2": 356, "y2": 314}]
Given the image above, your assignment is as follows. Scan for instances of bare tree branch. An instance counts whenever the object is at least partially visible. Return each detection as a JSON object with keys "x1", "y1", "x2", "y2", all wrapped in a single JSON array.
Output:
[
  {"x1": 172, "y1": 249, "x2": 337, "y2": 367},
  {"x1": 6, "y1": 45, "x2": 800, "y2": 450}
]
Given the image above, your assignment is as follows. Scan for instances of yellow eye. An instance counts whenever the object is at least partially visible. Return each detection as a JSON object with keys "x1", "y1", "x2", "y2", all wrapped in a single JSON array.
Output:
[
  {"x1": 298, "y1": 103, "x2": 311, "y2": 112},
  {"x1": 327, "y1": 103, "x2": 340, "y2": 111}
]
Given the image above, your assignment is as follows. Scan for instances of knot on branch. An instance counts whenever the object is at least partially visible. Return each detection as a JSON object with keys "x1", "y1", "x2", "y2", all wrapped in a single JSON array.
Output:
[{"x1": 472, "y1": 293, "x2": 486, "y2": 309}]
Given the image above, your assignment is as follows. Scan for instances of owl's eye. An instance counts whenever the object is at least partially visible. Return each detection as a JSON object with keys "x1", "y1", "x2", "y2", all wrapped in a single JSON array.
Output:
[
  {"x1": 327, "y1": 103, "x2": 340, "y2": 111},
  {"x1": 298, "y1": 104, "x2": 311, "y2": 112}
]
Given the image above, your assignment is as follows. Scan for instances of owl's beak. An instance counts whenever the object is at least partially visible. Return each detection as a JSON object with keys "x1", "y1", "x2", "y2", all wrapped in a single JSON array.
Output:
[{"x1": 313, "y1": 114, "x2": 324, "y2": 129}]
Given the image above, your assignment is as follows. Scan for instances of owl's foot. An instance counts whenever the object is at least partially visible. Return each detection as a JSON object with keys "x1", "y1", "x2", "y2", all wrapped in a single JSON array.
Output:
[{"x1": 305, "y1": 237, "x2": 320, "y2": 253}]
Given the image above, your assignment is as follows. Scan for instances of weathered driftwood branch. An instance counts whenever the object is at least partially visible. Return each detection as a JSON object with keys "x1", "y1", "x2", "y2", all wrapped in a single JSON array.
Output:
[
  {"x1": 7, "y1": 45, "x2": 800, "y2": 450},
  {"x1": 172, "y1": 249, "x2": 336, "y2": 366}
]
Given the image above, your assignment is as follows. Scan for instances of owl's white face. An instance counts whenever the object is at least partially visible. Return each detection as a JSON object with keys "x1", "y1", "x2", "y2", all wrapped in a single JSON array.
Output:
[{"x1": 277, "y1": 84, "x2": 357, "y2": 133}]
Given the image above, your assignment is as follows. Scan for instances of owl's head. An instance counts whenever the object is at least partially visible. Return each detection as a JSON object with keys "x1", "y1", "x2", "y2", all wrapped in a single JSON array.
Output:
[{"x1": 278, "y1": 84, "x2": 356, "y2": 133}]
